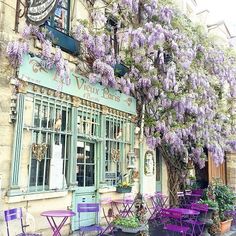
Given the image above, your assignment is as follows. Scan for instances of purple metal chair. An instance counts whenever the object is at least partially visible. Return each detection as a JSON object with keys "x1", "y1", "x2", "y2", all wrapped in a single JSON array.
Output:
[
  {"x1": 184, "y1": 203, "x2": 208, "y2": 235},
  {"x1": 4, "y1": 208, "x2": 41, "y2": 236},
  {"x1": 77, "y1": 203, "x2": 103, "y2": 236},
  {"x1": 100, "y1": 198, "x2": 114, "y2": 235},
  {"x1": 161, "y1": 208, "x2": 190, "y2": 235}
]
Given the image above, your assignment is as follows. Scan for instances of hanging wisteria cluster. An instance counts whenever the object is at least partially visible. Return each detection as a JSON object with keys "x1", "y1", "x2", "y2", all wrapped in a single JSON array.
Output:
[
  {"x1": 6, "y1": 0, "x2": 236, "y2": 168},
  {"x1": 73, "y1": 0, "x2": 236, "y2": 168},
  {"x1": 6, "y1": 25, "x2": 70, "y2": 87}
]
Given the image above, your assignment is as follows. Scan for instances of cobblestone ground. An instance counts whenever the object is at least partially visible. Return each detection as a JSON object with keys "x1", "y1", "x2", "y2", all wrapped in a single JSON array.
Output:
[{"x1": 70, "y1": 222, "x2": 236, "y2": 235}]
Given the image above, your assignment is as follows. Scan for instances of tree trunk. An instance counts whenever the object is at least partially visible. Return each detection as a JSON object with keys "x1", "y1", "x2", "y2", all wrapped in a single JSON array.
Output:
[{"x1": 159, "y1": 145, "x2": 187, "y2": 206}]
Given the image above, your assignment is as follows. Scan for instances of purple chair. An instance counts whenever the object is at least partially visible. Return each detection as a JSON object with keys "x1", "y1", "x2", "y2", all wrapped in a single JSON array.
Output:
[
  {"x1": 161, "y1": 208, "x2": 190, "y2": 235},
  {"x1": 4, "y1": 208, "x2": 41, "y2": 236},
  {"x1": 77, "y1": 203, "x2": 103, "y2": 236},
  {"x1": 100, "y1": 198, "x2": 114, "y2": 234},
  {"x1": 185, "y1": 203, "x2": 208, "y2": 235},
  {"x1": 191, "y1": 189, "x2": 204, "y2": 196}
]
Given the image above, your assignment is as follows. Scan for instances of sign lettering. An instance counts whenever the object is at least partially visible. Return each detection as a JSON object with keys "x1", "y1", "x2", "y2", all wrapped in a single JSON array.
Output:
[
  {"x1": 26, "y1": 0, "x2": 58, "y2": 25},
  {"x1": 18, "y1": 55, "x2": 136, "y2": 115}
]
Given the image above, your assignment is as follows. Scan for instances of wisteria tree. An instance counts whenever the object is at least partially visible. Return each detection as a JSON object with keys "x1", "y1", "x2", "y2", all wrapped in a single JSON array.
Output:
[
  {"x1": 6, "y1": 0, "x2": 236, "y2": 204},
  {"x1": 73, "y1": 0, "x2": 236, "y2": 204}
]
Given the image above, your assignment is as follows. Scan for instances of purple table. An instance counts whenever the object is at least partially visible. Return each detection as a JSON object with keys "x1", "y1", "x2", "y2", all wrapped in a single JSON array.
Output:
[
  {"x1": 169, "y1": 207, "x2": 200, "y2": 216},
  {"x1": 41, "y1": 210, "x2": 76, "y2": 236},
  {"x1": 112, "y1": 199, "x2": 134, "y2": 217}
]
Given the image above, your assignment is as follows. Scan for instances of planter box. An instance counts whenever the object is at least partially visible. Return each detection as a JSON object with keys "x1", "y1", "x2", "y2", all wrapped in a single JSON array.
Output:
[
  {"x1": 116, "y1": 186, "x2": 132, "y2": 193},
  {"x1": 115, "y1": 225, "x2": 146, "y2": 233},
  {"x1": 45, "y1": 25, "x2": 80, "y2": 55},
  {"x1": 114, "y1": 63, "x2": 129, "y2": 77},
  {"x1": 220, "y1": 219, "x2": 233, "y2": 234}
]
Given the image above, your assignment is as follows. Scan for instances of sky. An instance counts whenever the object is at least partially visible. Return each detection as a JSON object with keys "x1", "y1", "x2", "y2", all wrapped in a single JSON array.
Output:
[{"x1": 197, "y1": 0, "x2": 236, "y2": 36}]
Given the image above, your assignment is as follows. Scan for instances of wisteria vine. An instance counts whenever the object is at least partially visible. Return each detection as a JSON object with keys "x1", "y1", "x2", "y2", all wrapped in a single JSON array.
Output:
[{"x1": 6, "y1": 0, "x2": 236, "y2": 169}]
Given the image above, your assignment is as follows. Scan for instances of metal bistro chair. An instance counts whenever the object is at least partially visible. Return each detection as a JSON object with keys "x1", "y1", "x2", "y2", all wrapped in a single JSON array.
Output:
[
  {"x1": 77, "y1": 203, "x2": 103, "y2": 236},
  {"x1": 184, "y1": 203, "x2": 208, "y2": 236},
  {"x1": 161, "y1": 208, "x2": 191, "y2": 236},
  {"x1": 100, "y1": 198, "x2": 114, "y2": 235},
  {"x1": 4, "y1": 208, "x2": 41, "y2": 236}
]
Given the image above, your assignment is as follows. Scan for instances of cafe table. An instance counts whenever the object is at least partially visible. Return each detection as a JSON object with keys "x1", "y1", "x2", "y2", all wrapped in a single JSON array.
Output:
[
  {"x1": 112, "y1": 199, "x2": 135, "y2": 217},
  {"x1": 41, "y1": 210, "x2": 76, "y2": 236},
  {"x1": 168, "y1": 207, "x2": 200, "y2": 216}
]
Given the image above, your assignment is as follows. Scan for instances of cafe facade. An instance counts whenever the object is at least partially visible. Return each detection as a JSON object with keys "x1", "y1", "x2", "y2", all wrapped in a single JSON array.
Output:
[{"x1": 0, "y1": 0, "x2": 169, "y2": 235}]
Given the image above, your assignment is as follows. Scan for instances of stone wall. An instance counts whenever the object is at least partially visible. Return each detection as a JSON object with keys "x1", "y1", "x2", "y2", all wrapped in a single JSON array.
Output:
[{"x1": 226, "y1": 152, "x2": 236, "y2": 192}]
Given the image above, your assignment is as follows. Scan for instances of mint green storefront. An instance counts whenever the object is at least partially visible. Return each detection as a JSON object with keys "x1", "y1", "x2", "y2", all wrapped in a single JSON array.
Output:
[{"x1": 10, "y1": 55, "x2": 136, "y2": 231}]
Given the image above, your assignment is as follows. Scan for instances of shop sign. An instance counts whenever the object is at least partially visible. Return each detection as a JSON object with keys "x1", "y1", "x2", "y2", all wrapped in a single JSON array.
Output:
[
  {"x1": 26, "y1": 0, "x2": 58, "y2": 26},
  {"x1": 18, "y1": 55, "x2": 136, "y2": 115}
]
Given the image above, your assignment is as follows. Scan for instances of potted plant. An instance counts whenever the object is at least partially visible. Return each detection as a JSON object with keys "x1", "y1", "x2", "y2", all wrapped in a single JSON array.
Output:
[
  {"x1": 212, "y1": 181, "x2": 235, "y2": 234},
  {"x1": 113, "y1": 216, "x2": 145, "y2": 234},
  {"x1": 116, "y1": 181, "x2": 132, "y2": 193},
  {"x1": 204, "y1": 180, "x2": 235, "y2": 235}
]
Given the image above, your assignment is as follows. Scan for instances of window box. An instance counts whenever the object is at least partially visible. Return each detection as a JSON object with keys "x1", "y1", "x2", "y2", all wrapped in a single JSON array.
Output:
[
  {"x1": 116, "y1": 186, "x2": 132, "y2": 193},
  {"x1": 45, "y1": 25, "x2": 80, "y2": 55},
  {"x1": 114, "y1": 63, "x2": 129, "y2": 77}
]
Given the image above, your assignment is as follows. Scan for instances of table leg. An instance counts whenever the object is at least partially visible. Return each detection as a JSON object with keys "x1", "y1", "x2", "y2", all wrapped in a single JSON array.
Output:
[{"x1": 46, "y1": 216, "x2": 69, "y2": 236}]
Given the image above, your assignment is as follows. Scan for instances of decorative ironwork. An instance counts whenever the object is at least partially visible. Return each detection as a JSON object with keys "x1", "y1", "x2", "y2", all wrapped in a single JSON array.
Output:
[
  {"x1": 29, "y1": 59, "x2": 48, "y2": 73},
  {"x1": 32, "y1": 143, "x2": 48, "y2": 162},
  {"x1": 111, "y1": 149, "x2": 120, "y2": 162},
  {"x1": 15, "y1": 0, "x2": 27, "y2": 33}
]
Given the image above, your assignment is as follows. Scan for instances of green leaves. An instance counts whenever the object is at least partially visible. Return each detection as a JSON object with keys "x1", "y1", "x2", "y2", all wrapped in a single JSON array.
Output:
[{"x1": 113, "y1": 216, "x2": 140, "y2": 228}]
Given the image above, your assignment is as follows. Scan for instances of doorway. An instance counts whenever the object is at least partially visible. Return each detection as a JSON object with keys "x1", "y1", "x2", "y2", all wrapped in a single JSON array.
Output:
[
  {"x1": 72, "y1": 140, "x2": 97, "y2": 230},
  {"x1": 156, "y1": 149, "x2": 162, "y2": 192}
]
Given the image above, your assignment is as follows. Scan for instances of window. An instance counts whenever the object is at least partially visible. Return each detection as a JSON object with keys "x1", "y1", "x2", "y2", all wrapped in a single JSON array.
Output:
[
  {"x1": 26, "y1": 95, "x2": 72, "y2": 192},
  {"x1": 106, "y1": 15, "x2": 119, "y2": 56},
  {"x1": 47, "y1": 0, "x2": 70, "y2": 33},
  {"x1": 105, "y1": 115, "x2": 131, "y2": 186}
]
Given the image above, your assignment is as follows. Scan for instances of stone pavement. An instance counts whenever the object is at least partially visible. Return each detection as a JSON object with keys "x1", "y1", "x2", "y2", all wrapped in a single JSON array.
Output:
[{"x1": 70, "y1": 223, "x2": 236, "y2": 235}]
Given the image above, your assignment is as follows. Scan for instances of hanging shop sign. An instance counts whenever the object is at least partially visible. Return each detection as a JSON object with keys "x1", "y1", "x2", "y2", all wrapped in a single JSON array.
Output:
[
  {"x1": 18, "y1": 55, "x2": 136, "y2": 115},
  {"x1": 26, "y1": 0, "x2": 58, "y2": 26}
]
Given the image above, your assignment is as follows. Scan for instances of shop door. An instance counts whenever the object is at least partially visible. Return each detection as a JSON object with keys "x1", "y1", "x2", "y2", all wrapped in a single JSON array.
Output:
[
  {"x1": 156, "y1": 149, "x2": 162, "y2": 192},
  {"x1": 72, "y1": 141, "x2": 97, "y2": 231}
]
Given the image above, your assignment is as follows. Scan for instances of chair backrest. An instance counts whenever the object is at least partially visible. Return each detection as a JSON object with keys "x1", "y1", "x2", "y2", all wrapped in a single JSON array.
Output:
[
  {"x1": 4, "y1": 208, "x2": 24, "y2": 236},
  {"x1": 161, "y1": 209, "x2": 184, "y2": 220},
  {"x1": 100, "y1": 198, "x2": 112, "y2": 205},
  {"x1": 191, "y1": 203, "x2": 208, "y2": 213},
  {"x1": 177, "y1": 191, "x2": 184, "y2": 197},
  {"x1": 77, "y1": 203, "x2": 100, "y2": 213},
  {"x1": 4, "y1": 208, "x2": 23, "y2": 222},
  {"x1": 191, "y1": 189, "x2": 204, "y2": 196}
]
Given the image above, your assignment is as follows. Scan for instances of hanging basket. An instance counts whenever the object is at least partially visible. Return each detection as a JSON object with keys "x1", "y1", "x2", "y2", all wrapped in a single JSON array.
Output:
[{"x1": 116, "y1": 186, "x2": 132, "y2": 193}]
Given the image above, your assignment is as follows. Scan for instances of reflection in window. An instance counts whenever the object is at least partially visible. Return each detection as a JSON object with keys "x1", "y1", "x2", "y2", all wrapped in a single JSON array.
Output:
[
  {"x1": 76, "y1": 142, "x2": 95, "y2": 187},
  {"x1": 28, "y1": 97, "x2": 72, "y2": 192},
  {"x1": 105, "y1": 117, "x2": 129, "y2": 186},
  {"x1": 46, "y1": 0, "x2": 70, "y2": 33}
]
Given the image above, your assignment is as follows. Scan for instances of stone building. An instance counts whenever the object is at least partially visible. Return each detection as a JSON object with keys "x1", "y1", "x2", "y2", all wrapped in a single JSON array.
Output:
[{"x1": 0, "y1": 0, "x2": 165, "y2": 235}]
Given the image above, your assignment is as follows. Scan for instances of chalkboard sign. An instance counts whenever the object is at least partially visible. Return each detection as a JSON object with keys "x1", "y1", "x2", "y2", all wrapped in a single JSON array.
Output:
[
  {"x1": 26, "y1": 0, "x2": 58, "y2": 25},
  {"x1": 105, "y1": 172, "x2": 116, "y2": 179}
]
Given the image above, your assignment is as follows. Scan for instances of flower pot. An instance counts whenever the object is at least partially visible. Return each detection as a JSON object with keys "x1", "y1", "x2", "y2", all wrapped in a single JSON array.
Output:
[
  {"x1": 220, "y1": 219, "x2": 233, "y2": 234},
  {"x1": 116, "y1": 186, "x2": 132, "y2": 193}
]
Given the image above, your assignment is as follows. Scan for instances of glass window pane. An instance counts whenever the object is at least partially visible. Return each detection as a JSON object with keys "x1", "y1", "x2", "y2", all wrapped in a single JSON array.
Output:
[
  {"x1": 85, "y1": 165, "x2": 94, "y2": 186},
  {"x1": 77, "y1": 165, "x2": 84, "y2": 186},
  {"x1": 77, "y1": 141, "x2": 84, "y2": 163},
  {"x1": 86, "y1": 143, "x2": 94, "y2": 163},
  {"x1": 30, "y1": 159, "x2": 37, "y2": 186}
]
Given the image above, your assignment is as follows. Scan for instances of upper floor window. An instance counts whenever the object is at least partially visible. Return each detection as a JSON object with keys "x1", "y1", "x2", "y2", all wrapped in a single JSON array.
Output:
[{"x1": 47, "y1": 0, "x2": 70, "y2": 33}]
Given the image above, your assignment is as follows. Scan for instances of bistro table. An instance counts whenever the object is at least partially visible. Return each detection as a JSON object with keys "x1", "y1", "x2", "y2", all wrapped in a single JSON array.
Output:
[
  {"x1": 112, "y1": 199, "x2": 135, "y2": 217},
  {"x1": 41, "y1": 210, "x2": 76, "y2": 236},
  {"x1": 168, "y1": 207, "x2": 200, "y2": 216}
]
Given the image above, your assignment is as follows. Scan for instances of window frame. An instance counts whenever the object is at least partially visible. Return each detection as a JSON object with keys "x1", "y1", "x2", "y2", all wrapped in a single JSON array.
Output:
[
  {"x1": 47, "y1": 0, "x2": 71, "y2": 34},
  {"x1": 25, "y1": 93, "x2": 72, "y2": 193}
]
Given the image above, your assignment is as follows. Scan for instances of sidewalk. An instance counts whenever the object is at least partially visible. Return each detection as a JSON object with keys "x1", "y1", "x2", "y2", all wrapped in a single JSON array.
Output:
[{"x1": 70, "y1": 224, "x2": 236, "y2": 235}]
